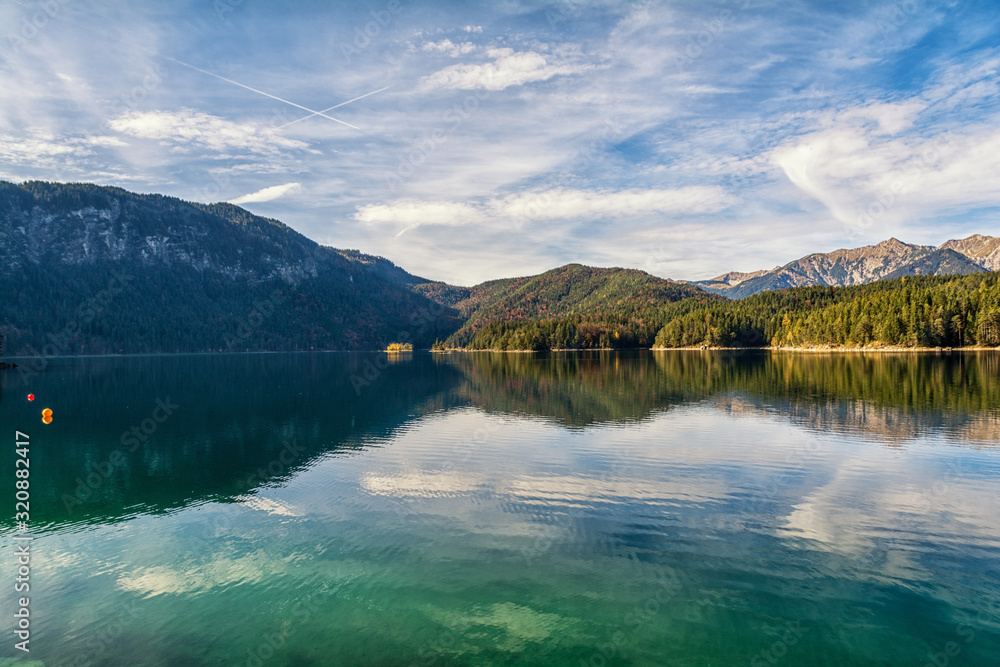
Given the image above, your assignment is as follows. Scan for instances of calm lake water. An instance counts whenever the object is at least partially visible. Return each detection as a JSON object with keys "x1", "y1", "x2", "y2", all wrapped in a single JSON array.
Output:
[{"x1": 2, "y1": 350, "x2": 1000, "y2": 666}]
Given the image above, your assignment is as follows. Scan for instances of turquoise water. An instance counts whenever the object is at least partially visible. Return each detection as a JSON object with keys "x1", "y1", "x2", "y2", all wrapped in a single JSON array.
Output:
[{"x1": 1, "y1": 350, "x2": 1000, "y2": 666}]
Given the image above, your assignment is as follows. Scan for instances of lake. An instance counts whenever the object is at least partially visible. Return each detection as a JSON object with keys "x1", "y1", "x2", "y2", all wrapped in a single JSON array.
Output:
[{"x1": 2, "y1": 350, "x2": 999, "y2": 666}]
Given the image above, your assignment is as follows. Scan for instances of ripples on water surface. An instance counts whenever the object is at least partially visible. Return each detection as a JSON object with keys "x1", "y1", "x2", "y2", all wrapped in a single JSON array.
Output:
[{"x1": 1, "y1": 350, "x2": 999, "y2": 666}]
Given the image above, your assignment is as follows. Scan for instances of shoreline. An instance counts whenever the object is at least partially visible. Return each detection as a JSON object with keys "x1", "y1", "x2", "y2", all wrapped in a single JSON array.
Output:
[
  {"x1": 433, "y1": 345, "x2": 1000, "y2": 353},
  {"x1": 5, "y1": 346, "x2": 997, "y2": 361},
  {"x1": 652, "y1": 346, "x2": 999, "y2": 352},
  {"x1": 433, "y1": 347, "x2": 621, "y2": 353}
]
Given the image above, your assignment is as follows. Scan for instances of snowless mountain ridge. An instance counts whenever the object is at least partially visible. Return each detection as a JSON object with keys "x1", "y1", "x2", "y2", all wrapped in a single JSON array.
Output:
[
  {"x1": 1, "y1": 180, "x2": 996, "y2": 302},
  {"x1": 691, "y1": 236, "x2": 999, "y2": 299}
]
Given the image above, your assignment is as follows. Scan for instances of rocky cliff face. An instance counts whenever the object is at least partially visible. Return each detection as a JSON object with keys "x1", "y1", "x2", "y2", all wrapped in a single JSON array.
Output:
[
  {"x1": 693, "y1": 236, "x2": 992, "y2": 299},
  {"x1": 939, "y1": 234, "x2": 1000, "y2": 271},
  {"x1": 0, "y1": 181, "x2": 459, "y2": 353},
  {"x1": 0, "y1": 184, "x2": 326, "y2": 284}
]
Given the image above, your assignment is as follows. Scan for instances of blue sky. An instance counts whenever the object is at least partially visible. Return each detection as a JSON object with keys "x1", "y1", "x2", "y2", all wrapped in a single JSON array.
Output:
[{"x1": 2, "y1": 0, "x2": 1000, "y2": 285}]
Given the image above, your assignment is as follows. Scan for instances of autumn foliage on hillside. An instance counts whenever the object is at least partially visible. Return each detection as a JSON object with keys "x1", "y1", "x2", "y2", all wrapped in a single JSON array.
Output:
[
  {"x1": 446, "y1": 264, "x2": 719, "y2": 349},
  {"x1": 654, "y1": 272, "x2": 1000, "y2": 348}
]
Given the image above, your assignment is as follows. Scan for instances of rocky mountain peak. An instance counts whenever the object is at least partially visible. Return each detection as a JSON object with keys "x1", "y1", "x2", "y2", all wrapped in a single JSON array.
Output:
[
  {"x1": 691, "y1": 234, "x2": 995, "y2": 299},
  {"x1": 938, "y1": 233, "x2": 1000, "y2": 270},
  {"x1": 873, "y1": 237, "x2": 914, "y2": 252}
]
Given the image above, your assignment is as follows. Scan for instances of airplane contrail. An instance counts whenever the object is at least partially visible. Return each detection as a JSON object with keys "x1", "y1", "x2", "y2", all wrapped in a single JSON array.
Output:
[
  {"x1": 275, "y1": 86, "x2": 390, "y2": 130},
  {"x1": 52, "y1": 14, "x2": 373, "y2": 132},
  {"x1": 162, "y1": 56, "x2": 360, "y2": 130}
]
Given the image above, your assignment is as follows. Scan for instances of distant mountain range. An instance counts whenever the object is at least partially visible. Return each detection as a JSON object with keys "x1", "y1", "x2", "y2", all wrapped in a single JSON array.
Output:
[
  {"x1": 691, "y1": 236, "x2": 996, "y2": 299},
  {"x1": 1, "y1": 180, "x2": 998, "y2": 354}
]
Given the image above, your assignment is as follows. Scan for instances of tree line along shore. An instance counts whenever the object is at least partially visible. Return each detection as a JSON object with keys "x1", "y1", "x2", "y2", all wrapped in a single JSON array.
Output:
[{"x1": 435, "y1": 272, "x2": 1000, "y2": 352}]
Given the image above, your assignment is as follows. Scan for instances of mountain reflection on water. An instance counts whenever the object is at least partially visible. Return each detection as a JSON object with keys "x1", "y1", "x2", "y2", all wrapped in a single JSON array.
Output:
[{"x1": 2, "y1": 350, "x2": 997, "y2": 533}]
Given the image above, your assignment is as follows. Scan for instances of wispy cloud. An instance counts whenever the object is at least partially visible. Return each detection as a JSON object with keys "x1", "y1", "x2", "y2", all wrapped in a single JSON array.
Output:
[
  {"x1": 355, "y1": 200, "x2": 484, "y2": 237},
  {"x1": 421, "y1": 39, "x2": 477, "y2": 57},
  {"x1": 0, "y1": 132, "x2": 127, "y2": 176},
  {"x1": 229, "y1": 182, "x2": 303, "y2": 205},
  {"x1": 499, "y1": 186, "x2": 734, "y2": 220},
  {"x1": 356, "y1": 186, "x2": 735, "y2": 237},
  {"x1": 108, "y1": 109, "x2": 309, "y2": 155},
  {"x1": 771, "y1": 60, "x2": 1000, "y2": 233},
  {"x1": 420, "y1": 47, "x2": 591, "y2": 91},
  {"x1": 3, "y1": 0, "x2": 1000, "y2": 283}
]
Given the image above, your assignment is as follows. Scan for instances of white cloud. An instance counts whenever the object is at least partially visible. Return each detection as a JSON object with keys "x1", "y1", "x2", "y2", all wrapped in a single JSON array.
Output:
[
  {"x1": 498, "y1": 186, "x2": 735, "y2": 221},
  {"x1": 838, "y1": 101, "x2": 926, "y2": 135},
  {"x1": 463, "y1": 25, "x2": 483, "y2": 33},
  {"x1": 772, "y1": 99, "x2": 1000, "y2": 230},
  {"x1": 355, "y1": 200, "x2": 485, "y2": 237},
  {"x1": 0, "y1": 132, "x2": 128, "y2": 174},
  {"x1": 229, "y1": 182, "x2": 303, "y2": 205},
  {"x1": 0, "y1": 133, "x2": 128, "y2": 162},
  {"x1": 421, "y1": 39, "x2": 477, "y2": 57},
  {"x1": 108, "y1": 109, "x2": 310, "y2": 155},
  {"x1": 354, "y1": 187, "x2": 735, "y2": 238},
  {"x1": 420, "y1": 48, "x2": 590, "y2": 91},
  {"x1": 0, "y1": 134, "x2": 77, "y2": 162},
  {"x1": 117, "y1": 550, "x2": 302, "y2": 597}
]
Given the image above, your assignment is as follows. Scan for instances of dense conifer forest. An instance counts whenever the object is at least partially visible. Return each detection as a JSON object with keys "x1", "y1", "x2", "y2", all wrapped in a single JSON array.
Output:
[{"x1": 448, "y1": 273, "x2": 1000, "y2": 350}]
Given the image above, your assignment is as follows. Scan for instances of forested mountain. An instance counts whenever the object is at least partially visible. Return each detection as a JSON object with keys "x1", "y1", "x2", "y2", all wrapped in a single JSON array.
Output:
[
  {"x1": 4, "y1": 180, "x2": 999, "y2": 356},
  {"x1": 335, "y1": 248, "x2": 430, "y2": 288},
  {"x1": 463, "y1": 272, "x2": 1000, "y2": 351},
  {"x1": 655, "y1": 272, "x2": 1000, "y2": 349},
  {"x1": 442, "y1": 264, "x2": 716, "y2": 348},
  {"x1": 0, "y1": 181, "x2": 460, "y2": 354},
  {"x1": 693, "y1": 237, "x2": 992, "y2": 298}
]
